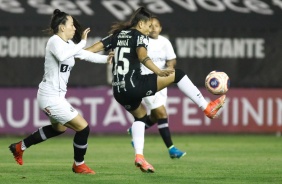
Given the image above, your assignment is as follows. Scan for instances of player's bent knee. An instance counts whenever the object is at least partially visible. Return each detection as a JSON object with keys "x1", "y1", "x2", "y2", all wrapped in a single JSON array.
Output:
[
  {"x1": 134, "y1": 114, "x2": 147, "y2": 123},
  {"x1": 155, "y1": 113, "x2": 167, "y2": 119},
  {"x1": 174, "y1": 68, "x2": 186, "y2": 83},
  {"x1": 152, "y1": 109, "x2": 167, "y2": 119}
]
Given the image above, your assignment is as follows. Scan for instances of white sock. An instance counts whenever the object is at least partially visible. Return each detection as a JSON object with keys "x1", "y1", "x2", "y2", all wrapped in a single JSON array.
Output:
[
  {"x1": 131, "y1": 121, "x2": 145, "y2": 155},
  {"x1": 177, "y1": 75, "x2": 208, "y2": 110},
  {"x1": 21, "y1": 141, "x2": 27, "y2": 150},
  {"x1": 75, "y1": 160, "x2": 84, "y2": 166}
]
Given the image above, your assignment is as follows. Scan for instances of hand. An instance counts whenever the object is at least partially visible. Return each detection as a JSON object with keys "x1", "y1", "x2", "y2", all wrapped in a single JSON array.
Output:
[
  {"x1": 81, "y1": 28, "x2": 91, "y2": 40},
  {"x1": 107, "y1": 51, "x2": 114, "y2": 64},
  {"x1": 156, "y1": 69, "x2": 174, "y2": 77}
]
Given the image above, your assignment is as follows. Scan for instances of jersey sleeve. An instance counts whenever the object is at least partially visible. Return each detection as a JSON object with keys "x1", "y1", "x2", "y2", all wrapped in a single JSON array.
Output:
[
  {"x1": 75, "y1": 49, "x2": 108, "y2": 63},
  {"x1": 100, "y1": 34, "x2": 113, "y2": 51},
  {"x1": 49, "y1": 37, "x2": 86, "y2": 62},
  {"x1": 135, "y1": 32, "x2": 149, "y2": 49}
]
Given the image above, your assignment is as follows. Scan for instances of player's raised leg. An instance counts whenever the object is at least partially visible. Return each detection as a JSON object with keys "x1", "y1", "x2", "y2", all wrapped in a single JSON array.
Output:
[{"x1": 157, "y1": 69, "x2": 226, "y2": 119}]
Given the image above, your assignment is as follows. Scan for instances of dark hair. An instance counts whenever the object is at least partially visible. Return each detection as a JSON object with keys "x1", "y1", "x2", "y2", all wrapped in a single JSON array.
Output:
[
  {"x1": 72, "y1": 16, "x2": 83, "y2": 44},
  {"x1": 151, "y1": 15, "x2": 162, "y2": 27},
  {"x1": 50, "y1": 9, "x2": 69, "y2": 34},
  {"x1": 109, "y1": 7, "x2": 152, "y2": 35},
  {"x1": 43, "y1": 9, "x2": 83, "y2": 43}
]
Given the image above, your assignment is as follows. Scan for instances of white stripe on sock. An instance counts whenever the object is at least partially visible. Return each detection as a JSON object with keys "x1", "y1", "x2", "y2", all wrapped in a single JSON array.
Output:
[
  {"x1": 73, "y1": 142, "x2": 88, "y2": 149},
  {"x1": 157, "y1": 123, "x2": 169, "y2": 129},
  {"x1": 39, "y1": 127, "x2": 47, "y2": 140}
]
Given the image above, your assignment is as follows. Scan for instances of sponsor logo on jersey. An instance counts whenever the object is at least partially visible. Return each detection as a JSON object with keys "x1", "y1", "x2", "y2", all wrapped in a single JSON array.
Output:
[
  {"x1": 43, "y1": 107, "x2": 51, "y2": 116},
  {"x1": 120, "y1": 30, "x2": 131, "y2": 34},
  {"x1": 137, "y1": 35, "x2": 149, "y2": 47},
  {"x1": 146, "y1": 90, "x2": 153, "y2": 96},
  {"x1": 124, "y1": 105, "x2": 131, "y2": 110},
  {"x1": 60, "y1": 64, "x2": 69, "y2": 72},
  {"x1": 70, "y1": 106, "x2": 75, "y2": 112},
  {"x1": 112, "y1": 81, "x2": 125, "y2": 88}
]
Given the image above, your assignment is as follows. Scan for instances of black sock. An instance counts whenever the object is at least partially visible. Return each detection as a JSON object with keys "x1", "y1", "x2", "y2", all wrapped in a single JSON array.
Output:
[
  {"x1": 23, "y1": 125, "x2": 65, "y2": 148},
  {"x1": 158, "y1": 118, "x2": 173, "y2": 148},
  {"x1": 73, "y1": 125, "x2": 90, "y2": 162},
  {"x1": 145, "y1": 116, "x2": 155, "y2": 130}
]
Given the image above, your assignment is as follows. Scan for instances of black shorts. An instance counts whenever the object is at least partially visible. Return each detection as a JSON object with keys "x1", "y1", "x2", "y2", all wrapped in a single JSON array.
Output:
[{"x1": 113, "y1": 74, "x2": 157, "y2": 111}]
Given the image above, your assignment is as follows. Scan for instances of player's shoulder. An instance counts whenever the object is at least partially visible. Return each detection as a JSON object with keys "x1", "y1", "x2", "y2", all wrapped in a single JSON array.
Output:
[
  {"x1": 46, "y1": 35, "x2": 58, "y2": 47},
  {"x1": 152, "y1": 35, "x2": 172, "y2": 47},
  {"x1": 47, "y1": 35, "x2": 64, "y2": 45},
  {"x1": 132, "y1": 30, "x2": 149, "y2": 45},
  {"x1": 131, "y1": 29, "x2": 148, "y2": 38},
  {"x1": 117, "y1": 29, "x2": 140, "y2": 40},
  {"x1": 131, "y1": 29, "x2": 141, "y2": 35},
  {"x1": 158, "y1": 35, "x2": 171, "y2": 43},
  {"x1": 49, "y1": 35, "x2": 60, "y2": 41}
]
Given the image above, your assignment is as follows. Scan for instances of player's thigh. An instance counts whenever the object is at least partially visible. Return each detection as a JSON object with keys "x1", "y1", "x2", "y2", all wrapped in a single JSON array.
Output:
[
  {"x1": 50, "y1": 119, "x2": 67, "y2": 132},
  {"x1": 151, "y1": 105, "x2": 167, "y2": 119},
  {"x1": 143, "y1": 88, "x2": 167, "y2": 110},
  {"x1": 37, "y1": 95, "x2": 79, "y2": 126},
  {"x1": 64, "y1": 114, "x2": 88, "y2": 131},
  {"x1": 158, "y1": 87, "x2": 168, "y2": 104},
  {"x1": 157, "y1": 73, "x2": 175, "y2": 91},
  {"x1": 129, "y1": 103, "x2": 147, "y2": 119}
]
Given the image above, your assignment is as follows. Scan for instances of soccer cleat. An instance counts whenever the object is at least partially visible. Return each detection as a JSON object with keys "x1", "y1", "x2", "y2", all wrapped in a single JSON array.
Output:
[
  {"x1": 127, "y1": 128, "x2": 134, "y2": 147},
  {"x1": 204, "y1": 95, "x2": 226, "y2": 119},
  {"x1": 135, "y1": 154, "x2": 155, "y2": 173},
  {"x1": 169, "y1": 146, "x2": 186, "y2": 159},
  {"x1": 9, "y1": 141, "x2": 24, "y2": 165},
  {"x1": 127, "y1": 127, "x2": 132, "y2": 135},
  {"x1": 72, "y1": 163, "x2": 96, "y2": 174}
]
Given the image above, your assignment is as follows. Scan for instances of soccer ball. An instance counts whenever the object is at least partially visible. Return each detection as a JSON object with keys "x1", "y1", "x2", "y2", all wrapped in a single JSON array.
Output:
[{"x1": 205, "y1": 71, "x2": 230, "y2": 95}]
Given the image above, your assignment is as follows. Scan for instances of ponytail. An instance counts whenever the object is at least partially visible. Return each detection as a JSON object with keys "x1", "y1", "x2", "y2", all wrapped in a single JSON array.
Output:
[{"x1": 109, "y1": 7, "x2": 152, "y2": 35}]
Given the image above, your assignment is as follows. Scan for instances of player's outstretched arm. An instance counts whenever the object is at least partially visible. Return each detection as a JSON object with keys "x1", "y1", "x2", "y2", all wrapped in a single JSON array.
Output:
[{"x1": 85, "y1": 41, "x2": 104, "y2": 53}]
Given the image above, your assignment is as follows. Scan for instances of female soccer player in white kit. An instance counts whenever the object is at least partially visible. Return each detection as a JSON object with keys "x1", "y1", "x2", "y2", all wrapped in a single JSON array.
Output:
[{"x1": 9, "y1": 9, "x2": 113, "y2": 174}]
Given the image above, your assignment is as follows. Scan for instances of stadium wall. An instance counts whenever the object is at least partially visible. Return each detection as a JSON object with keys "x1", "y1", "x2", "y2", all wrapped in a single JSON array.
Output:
[
  {"x1": 0, "y1": 87, "x2": 281, "y2": 135},
  {"x1": 0, "y1": 0, "x2": 282, "y2": 87},
  {"x1": 0, "y1": 1, "x2": 281, "y2": 135}
]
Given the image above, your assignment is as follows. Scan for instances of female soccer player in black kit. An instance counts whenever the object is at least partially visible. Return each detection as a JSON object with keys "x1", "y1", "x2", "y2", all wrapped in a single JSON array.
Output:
[{"x1": 87, "y1": 7, "x2": 226, "y2": 173}]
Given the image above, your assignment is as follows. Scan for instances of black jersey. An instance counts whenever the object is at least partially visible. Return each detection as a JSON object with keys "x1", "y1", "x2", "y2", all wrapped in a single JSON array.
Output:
[
  {"x1": 101, "y1": 29, "x2": 157, "y2": 111},
  {"x1": 101, "y1": 29, "x2": 150, "y2": 92}
]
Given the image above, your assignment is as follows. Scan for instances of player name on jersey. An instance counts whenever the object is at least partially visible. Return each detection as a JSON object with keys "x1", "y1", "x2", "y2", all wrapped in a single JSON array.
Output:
[{"x1": 117, "y1": 39, "x2": 129, "y2": 47}]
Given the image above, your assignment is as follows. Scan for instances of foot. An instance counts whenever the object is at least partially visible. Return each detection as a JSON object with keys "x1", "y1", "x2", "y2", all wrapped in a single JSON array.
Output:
[
  {"x1": 127, "y1": 127, "x2": 132, "y2": 135},
  {"x1": 169, "y1": 146, "x2": 186, "y2": 159},
  {"x1": 204, "y1": 95, "x2": 226, "y2": 119},
  {"x1": 72, "y1": 163, "x2": 96, "y2": 174},
  {"x1": 135, "y1": 154, "x2": 155, "y2": 173},
  {"x1": 127, "y1": 128, "x2": 134, "y2": 147},
  {"x1": 9, "y1": 141, "x2": 24, "y2": 165}
]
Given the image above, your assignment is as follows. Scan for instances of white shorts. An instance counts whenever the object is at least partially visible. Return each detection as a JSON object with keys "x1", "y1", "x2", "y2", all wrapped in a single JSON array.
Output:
[
  {"x1": 37, "y1": 94, "x2": 78, "y2": 124},
  {"x1": 143, "y1": 88, "x2": 167, "y2": 110}
]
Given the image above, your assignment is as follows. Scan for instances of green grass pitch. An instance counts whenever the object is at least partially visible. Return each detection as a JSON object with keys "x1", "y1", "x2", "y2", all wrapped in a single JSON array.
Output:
[{"x1": 1, "y1": 134, "x2": 282, "y2": 184}]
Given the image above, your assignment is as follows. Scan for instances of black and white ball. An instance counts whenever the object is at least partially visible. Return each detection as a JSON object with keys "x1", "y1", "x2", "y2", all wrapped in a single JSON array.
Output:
[{"x1": 205, "y1": 71, "x2": 230, "y2": 95}]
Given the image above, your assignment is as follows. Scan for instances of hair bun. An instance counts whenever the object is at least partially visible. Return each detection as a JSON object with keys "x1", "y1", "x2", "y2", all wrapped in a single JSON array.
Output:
[{"x1": 53, "y1": 9, "x2": 61, "y2": 15}]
